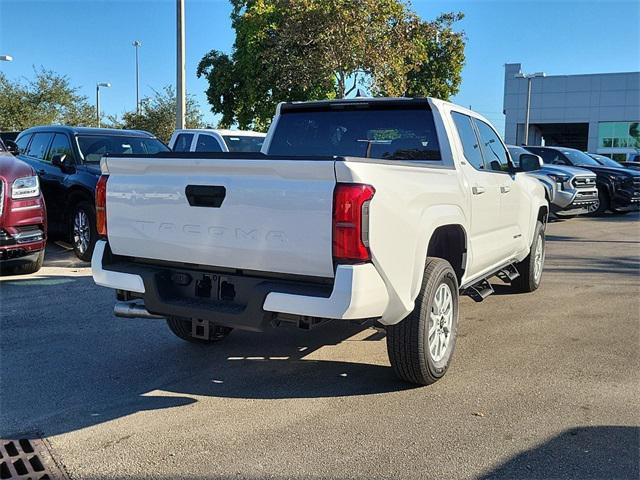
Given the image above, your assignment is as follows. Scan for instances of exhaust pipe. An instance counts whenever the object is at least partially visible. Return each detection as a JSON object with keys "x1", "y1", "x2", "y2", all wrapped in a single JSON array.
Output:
[{"x1": 114, "y1": 301, "x2": 165, "y2": 319}]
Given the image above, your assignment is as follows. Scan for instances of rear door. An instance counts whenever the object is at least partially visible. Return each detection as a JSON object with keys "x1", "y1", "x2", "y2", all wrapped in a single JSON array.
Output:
[
  {"x1": 474, "y1": 119, "x2": 525, "y2": 256},
  {"x1": 450, "y1": 112, "x2": 505, "y2": 275},
  {"x1": 105, "y1": 156, "x2": 337, "y2": 278}
]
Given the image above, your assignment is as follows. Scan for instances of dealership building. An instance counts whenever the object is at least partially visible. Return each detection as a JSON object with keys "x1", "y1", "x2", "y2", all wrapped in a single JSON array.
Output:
[{"x1": 503, "y1": 63, "x2": 640, "y2": 160}]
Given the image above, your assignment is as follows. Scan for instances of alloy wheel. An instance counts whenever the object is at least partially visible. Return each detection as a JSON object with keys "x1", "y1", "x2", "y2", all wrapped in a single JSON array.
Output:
[
  {"x1": 73, "y1": 209, "x2": 90, "y2": 255},
  {"x1": 428, "y1": 283, "x2": 454, "y2": 362}
]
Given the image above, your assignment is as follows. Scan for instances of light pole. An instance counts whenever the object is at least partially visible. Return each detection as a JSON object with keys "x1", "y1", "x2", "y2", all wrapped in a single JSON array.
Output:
[
  {"x1": 0, "y1": 55, "x2": 13, "y2": 62},
  {"x1": 176, "y1": 0, "x2": 186, "y2": 130},
  {"x1": 132, "y1": 40, "x2": 142, "y2": 114},
  {"x1": 515, "y1": 71, "x2": 545, "y2": 145},
  {"x1": 96, "y1": 82, "x2": 111, "y2": 128}
]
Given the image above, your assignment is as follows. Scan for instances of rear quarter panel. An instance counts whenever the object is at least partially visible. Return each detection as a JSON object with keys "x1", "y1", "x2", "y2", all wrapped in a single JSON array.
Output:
[{"x1": 336, "y1": 160, "x2": 468, "y2": 323}]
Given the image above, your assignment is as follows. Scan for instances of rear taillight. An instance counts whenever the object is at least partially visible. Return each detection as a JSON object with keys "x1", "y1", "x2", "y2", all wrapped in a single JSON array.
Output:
[
  {"x1": 96, "y1": 174, "x2": 108, "y2": 237},
  {"x1": 333, "y1": 183, "x2": 375, "y2": 263}
]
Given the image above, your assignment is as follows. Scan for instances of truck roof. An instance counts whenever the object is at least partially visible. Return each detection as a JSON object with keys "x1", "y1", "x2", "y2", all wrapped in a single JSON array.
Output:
[{"x1": 173, "y1": 128, "x2": 266, "y2": 137}]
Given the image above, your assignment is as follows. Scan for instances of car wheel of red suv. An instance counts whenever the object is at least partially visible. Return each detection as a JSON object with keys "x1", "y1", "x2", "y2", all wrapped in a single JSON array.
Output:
[{"x1": 70, "y1": 202, "x2": 97, "y2": 262}]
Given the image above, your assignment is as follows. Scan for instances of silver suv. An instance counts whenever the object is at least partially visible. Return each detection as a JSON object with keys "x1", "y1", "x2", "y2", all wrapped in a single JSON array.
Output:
[{"x1": 508, "y1": 146, "x2": 598, "y2": 216}]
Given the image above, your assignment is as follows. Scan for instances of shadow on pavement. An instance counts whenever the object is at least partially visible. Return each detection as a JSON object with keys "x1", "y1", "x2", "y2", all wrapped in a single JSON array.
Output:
[
  {"x1": 1, "y1": 272, "x2": 410, "y2": 439},
  {"x1": 479, "y1": 426, "x2": 639, "y2": 480}
]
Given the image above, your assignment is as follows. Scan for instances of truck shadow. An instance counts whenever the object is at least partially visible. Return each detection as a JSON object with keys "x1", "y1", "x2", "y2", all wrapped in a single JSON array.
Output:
[
  {"x1": 1, "y1": 272, "x2": 411, "y2": 439},
  {"x1": 479, "y1": 426, "x2": 639, "y2": 480}
]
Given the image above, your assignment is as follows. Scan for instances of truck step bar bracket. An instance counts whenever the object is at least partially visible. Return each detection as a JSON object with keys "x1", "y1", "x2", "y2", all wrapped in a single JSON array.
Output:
[
  {"x1": 462, "y1": 279, "x2": 494, "y2": 302},
  {"x1": 496, "y1": 263, "x2": 520, "y2": 283}
]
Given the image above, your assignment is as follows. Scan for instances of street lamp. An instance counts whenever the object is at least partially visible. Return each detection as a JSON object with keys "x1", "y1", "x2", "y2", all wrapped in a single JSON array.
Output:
[
  {"x1": 0, "y1": 55, "x2": 13, "y2": 62},
  {"x1": 176, "y1": 0, "x2": 186, "y2": 130},
  {"x1": 96, "y1": 82, "x2": 111, "y2": 128},
  {"x1": 132, "y1": 40, "x2": 142, "y2": 114},
  {"x1": 515, "y1": 71, "x2": 545, "y2": 145}
]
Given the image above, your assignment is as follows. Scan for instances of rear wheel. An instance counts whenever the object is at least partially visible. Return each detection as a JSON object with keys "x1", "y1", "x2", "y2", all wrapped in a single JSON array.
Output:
[
  {"x1": 70, "y1": 202, "x2": 97, "y2": 262},
  {"x1": 512, "y1": 221, "x2": 545, "y2": 293},
  {"x1": 386, "y1": 257, "x2": 459, "y2": 386},
  {"x1": 166, "y1": 317, "x2": 233, "y2": 344}
]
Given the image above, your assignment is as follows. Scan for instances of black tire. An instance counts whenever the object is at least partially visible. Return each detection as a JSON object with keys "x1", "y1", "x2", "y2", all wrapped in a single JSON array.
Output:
[
  {"x1": 166, "y1": 317, "x2": 233, "y2": 344},
  {"x1": 512, "y1": 221, "x2": 545, "y2": 293},
  {"x1": 0, "y1": 249, "x2": 45, "y2": 276},
  {"x1": 386, "y1": 257, "x2": 459, "y2": 386},
  {"x1": 70, "y1": 201, "x2": 97, "y2": 262},
  {"x1": 587, "y1": 187, "x2": 610, "y2": 216}
]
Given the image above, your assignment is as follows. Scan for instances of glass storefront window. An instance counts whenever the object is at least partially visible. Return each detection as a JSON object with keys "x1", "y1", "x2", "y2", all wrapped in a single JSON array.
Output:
[{"x1": 598, "y1": 121, "x2": 640, "y2": 149}]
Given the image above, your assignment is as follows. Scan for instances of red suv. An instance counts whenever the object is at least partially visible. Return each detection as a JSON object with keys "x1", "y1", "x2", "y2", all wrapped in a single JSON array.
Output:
[{"x1": 0, "y1": 139, "x2": 47, "y2": 275}]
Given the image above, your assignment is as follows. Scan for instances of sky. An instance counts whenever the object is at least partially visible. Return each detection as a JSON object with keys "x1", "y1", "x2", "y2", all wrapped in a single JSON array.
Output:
[{"x1": 1, "y1": 0, "x2": 639, "y2": 133}]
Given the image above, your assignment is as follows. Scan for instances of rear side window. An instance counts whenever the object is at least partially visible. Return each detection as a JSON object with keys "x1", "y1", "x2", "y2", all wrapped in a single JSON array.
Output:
[
  {"x1": 451, "y1": 112, "x2": 485, "y2": 170},
  {"x1": 268, "y1": 107, "x2": 441, "y2": 161},
  {"x1": 223, "y1": 135, "x2": 264, "y2": 153},
  {"x1": 26, "y1": 133, "x2": 54, "y2": 160},
  {"x1": 173, "y1": 133, "x2": 194, "y2": 152},
  {"x1": 15, "y1": 134, "x2": 32, "y2": 154},
  {"x1": 46, "y1": 134, "x2": 75, "y2": 163},
  {"x1": 195, "y1": 134, "x2": 223, "y2": 152}
]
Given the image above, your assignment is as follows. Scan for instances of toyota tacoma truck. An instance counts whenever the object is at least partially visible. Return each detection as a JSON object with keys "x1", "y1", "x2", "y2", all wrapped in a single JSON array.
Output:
[{"x1": 92, "y1": 98, "x2": 548, "y2": 386}]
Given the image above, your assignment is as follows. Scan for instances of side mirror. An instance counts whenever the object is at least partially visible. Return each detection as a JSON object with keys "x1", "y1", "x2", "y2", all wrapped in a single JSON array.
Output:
[
  {"x1": 51, "y1": 154, "x2": 67, "y2": 168},
  {"x1": 520, "y1": 153, "x2": 542, "y2": 172},
  {"x1": 5, "y1": 140, "x2": 19, "y2": 154}
]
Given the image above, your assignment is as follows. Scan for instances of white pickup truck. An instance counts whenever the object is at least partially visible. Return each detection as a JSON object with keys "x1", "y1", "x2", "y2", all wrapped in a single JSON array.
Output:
[{"x1": 92, "y1": 97, "x2": 548, "y2": 385}]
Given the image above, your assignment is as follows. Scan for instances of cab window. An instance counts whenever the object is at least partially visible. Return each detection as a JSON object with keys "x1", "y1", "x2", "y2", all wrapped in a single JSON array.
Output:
[
  {"x1": 173, "y1": 133, "x2": 194, "y2": 152},
  {"x1": 195, "y1": 134, "x2": 223, "y2": 152},
  {"x1": 451, "y1": 112, "x2": 485, "y2": 170},
  {"x1": 25, "y1": 133, "x2": 54, "y2": 160},
  {"x1": 474, "y1": 120, "x2": 510, "y2": 172}
]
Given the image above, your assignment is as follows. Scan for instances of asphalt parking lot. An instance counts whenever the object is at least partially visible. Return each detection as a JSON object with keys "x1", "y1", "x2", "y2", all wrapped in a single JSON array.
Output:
[{"x1": 1, "y1": 213, "x2": 639, "y2": 480}]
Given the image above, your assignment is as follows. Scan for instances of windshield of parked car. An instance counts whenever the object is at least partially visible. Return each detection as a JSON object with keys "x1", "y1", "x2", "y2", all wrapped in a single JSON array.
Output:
[
  {"x1": 77, "y1": 135, "x2": 170, "y2": 162},
  {"x1": 0, "y1": 139, "x2": 5, "y2": 152},
  {"x1": 560, "y1": 149, "x2": 601, "y2": 167},
  {"x1": 591, "y1": 154, "x2": 623, "y2": 168},
  {"x1": 507, "y1": 146, "x2": 528, "y2": 167},
  {"x1": 222, "y1": 135, "x2": 265, "y2": 153},
  {"x1": 268, "y1": 107, "x2": 441, "y2": 161}
]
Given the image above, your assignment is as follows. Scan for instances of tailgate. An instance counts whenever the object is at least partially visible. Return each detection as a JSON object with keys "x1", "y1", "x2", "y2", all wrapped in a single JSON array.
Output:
[{"x1": 103, "y1": 156, "x2": 337, "y2": 278}]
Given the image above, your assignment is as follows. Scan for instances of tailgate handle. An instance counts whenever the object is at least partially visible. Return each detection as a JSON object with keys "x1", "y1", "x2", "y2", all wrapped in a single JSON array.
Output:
[{"x1": 185, "y1": 185, "x2": 226, "y2": 208}]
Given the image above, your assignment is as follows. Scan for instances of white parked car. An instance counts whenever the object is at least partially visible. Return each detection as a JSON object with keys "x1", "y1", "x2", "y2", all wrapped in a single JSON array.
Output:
[
  {"x1": 168, "y1": 129, "x2": 265, "y2": 153},
  {"x1": 93, "y1": 98, "x2": 548, "y2": 386}
]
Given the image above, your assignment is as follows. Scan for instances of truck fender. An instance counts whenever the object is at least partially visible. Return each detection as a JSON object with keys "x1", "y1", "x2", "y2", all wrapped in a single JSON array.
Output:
[{"x1": 376, "y1": 203, "x2": 468, "y2": 324}]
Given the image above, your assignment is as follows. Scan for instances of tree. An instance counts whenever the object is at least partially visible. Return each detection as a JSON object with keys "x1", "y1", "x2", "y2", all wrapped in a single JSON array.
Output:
[
  {"x1": 109, "y1": 86, "x2": 204, "y2": 142},
  {"x1": 0, "y1": 68, "x2": 96, "y2": 130},
  {"x1": 198, "y1": 0, "x2": 465, "y2": 129}
]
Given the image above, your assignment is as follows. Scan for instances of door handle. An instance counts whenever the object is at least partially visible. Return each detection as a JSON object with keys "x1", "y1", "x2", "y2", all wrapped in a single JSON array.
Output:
[
  {"x1": 500, "y1": 185, "x2": 512, "y2": 193},
  {"x1": 472, "y1": 186, "x2": 485, "y2": 195}
]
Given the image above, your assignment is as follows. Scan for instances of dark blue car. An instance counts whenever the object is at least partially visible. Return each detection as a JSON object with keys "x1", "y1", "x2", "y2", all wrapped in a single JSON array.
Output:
[{"x1": 13, "y1": 126, "x2": 169, "y2": 260}]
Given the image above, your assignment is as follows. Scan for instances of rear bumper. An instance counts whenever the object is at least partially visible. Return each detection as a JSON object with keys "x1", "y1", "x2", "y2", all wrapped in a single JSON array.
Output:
[{"x1": 92, "y1": 240, "x2": 389, "y2": 331}]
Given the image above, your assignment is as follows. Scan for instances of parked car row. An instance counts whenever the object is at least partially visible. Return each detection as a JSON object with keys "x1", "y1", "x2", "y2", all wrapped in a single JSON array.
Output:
[{"x1": 524, "y1": 146, "x2": 640, "y2": 215}]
